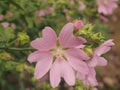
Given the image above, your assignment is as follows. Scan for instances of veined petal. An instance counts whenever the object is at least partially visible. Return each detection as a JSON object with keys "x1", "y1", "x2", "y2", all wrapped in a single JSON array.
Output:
[
  {"x1": 94, "y1": 39, "x2": 114, "y2": 56},
  {"x1": 27, "y1": 51, "x2": 52, "y2": 63},
  {"x1": 98, "y1": 4, "x2": 108, "y2": 14},
  {"x1": 50, "y1": 59, "x2": 75, "y2": 88},
  {"x1": 75, "y1": 45, "x2": 85, "y2": 49},
  {"x1": 34, "y1": 54, "x2": 53, "y2": 79},
  {"x1": 65, "y1": 36, "x2": 86, "y2": 48},
  {"x1": 50, "y1": 59, "x2": 61, "y2": 88},
  {"x1": 97, "y1": 57, "x2": 108, "y2": 66},
  {"x1": 65, "y1": 48, "x2": 90, "y2": 60},
  {"x1": 65, "y1": 53, "x2": 88, "y2": 75},
  {"x1": 61, "y1": 60, "x2": 75, "y2": 86},
  {"x1": 31, "y1": 27, "x2": 57, "y2": 50},
  {"x1": 87, "y1": 68, "x2": 98, "y2": 86},
  {"x1": 59, "y1": 23, "x2": 74, "y2": 46},
  {"x1": 59, "y1": 23, "x2": 86, "y2": 48},
  {"x1": 88, "y1": 55, "x2": 107, "y2": 67},
  {"x1": 76, "y1": 72, "x2": 86, "y2": 80},
  {"x1": 77, "y1": 67, "x2": 98, "y2": 86},
  {"x1": 88, "y1": 55, "x2": 98, "y2": 67}
]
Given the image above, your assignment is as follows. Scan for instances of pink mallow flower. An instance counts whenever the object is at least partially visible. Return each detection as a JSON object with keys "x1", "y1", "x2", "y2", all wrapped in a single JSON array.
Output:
[
  {"x1": 1, "y1": 22, "x2": 9, "y2": 28},
  {"x1": 88, "y1": 39, "x2": 114, "y2": 67},
  {"x1": 97, "y1": 0, "x2": 118, "y2": 15},
  {"x1": 38, "y1": 7, "x2": 54, "y2": 17},
  {"x1": 77, "y1": 39, "x2": 114, "y2": 87},
  {"x1": 73, "y1": 20, "x2": 84, "y2": 30},
  {"x1": 78, "y1": 1, "x2": 86, "y2": 11},
  {"x1": 28, "y1": 23, "x2": 90, "y2": 88},
  {"x1": 88, "y1": 39, "x2": 115, "y2": 67}
]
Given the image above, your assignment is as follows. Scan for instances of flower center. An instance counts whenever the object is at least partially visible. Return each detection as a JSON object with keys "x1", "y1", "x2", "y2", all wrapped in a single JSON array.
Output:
[
  {"x1": 51, "y1": 46, "x2": 65, "y2": 59},
  {"x1": 54, "y1": 47, "x2": 63, "y2": 58},
  {"x1": 50, "y1": 40, "x2": 68, "y2": 60}
]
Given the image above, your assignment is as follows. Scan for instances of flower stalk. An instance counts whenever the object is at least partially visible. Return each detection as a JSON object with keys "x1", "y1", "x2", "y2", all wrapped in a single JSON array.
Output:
[{"x1": 0, "y1": 47, "x2": 35, "y2": 51}]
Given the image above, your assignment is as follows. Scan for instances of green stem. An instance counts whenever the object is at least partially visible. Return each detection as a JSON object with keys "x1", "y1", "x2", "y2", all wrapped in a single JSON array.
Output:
[
  {"x1": 8, "y1": 39, "x2": 18, "y2": 46},
  {"x1": 0, "y1": 47, "x2": 35, "y2": 51}
]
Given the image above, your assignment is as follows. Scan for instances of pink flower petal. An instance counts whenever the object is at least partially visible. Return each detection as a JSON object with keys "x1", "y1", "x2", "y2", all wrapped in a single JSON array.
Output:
[
  {"x1": 98, "y1": 5, "x2": 107, "y2": 14},
  {"x1": 76, "y1": 72, "x2": 86, "y2": 80},
  {"x1": 97, "y1": 0, "x2": 118, "y2": 15},
  {"x1": 95, "y1": 39, "x2": 114, "y2": 56},
  {"x1": 59, "y1": 23, "x2": 86, "y2": 48},
  {"x1": 65, "y1": 48, "x2": 90, "y2": 60},
  {"x1": 75, "y1": 45, "x2": 85, "y2": 49},
  {"x1": 61, "y1": 60, "x2": 75, "y2": 86},
  {"x1": 31, "y1": 27, "x2": 57, "y2": 50},
  {"x1": 77, "y1": 67, "x2": 98, "y2": 86},
  {"x1": 88, "y1": 55, "x2": 107, "y2": 67},
  {"x1": 87, "y1": 68, "x2": 98, "y2": 86},
  {"x1": 97, "y1": 56, "x2": 108, "y2": 66},
  {"x1": 100, "y1": 15, "x2": 108, "y2": 23},
  {"x1": 34, "y1": 55, "x2": 53, "y2": 79},
  {"x1": 88, "y1": 55, "x2": 98, "y2": 67},
  {"x1": 65, "y1": 53, "x2": 89, "y2": 75},
  {"x1": 50, "y1": 59, "x2": 75, "y2": 88},
  {"x1": 27, "y1": 51, "x2": 52, "y2": 63},
  {"x1": 50, "y1": 60, "x2": 61, "y2": 88}
]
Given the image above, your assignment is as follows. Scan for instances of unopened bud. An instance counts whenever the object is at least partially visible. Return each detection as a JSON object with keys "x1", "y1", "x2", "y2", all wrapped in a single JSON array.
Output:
[
  {"x1": 17, "y1": 32, "x2": 30, "y2": 45},
  {"x1": 73, "y1": 20, "x2": 84, "y2": 30},
  {"x1": 0, "y1": 52, "x2": 13, "y2": 60},
  {"x1": 84, "y1": 47, "x2": 93, "y2": 56}
]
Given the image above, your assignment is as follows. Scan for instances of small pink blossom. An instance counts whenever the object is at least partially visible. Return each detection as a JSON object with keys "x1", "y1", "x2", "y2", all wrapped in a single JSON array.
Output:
[
  {"x1": 73, "y1": 20, "x2": 84, "y2": 30},
  {"x1": 1, "y1": 22, "x2": 9, "y2": 28},
  {"x1": 78, "y1": 1, "x2": 86, "y2": 11},
  {"x1": 97, "y1": 0, "x2": 118, "y2": 15},
  {"x1": 38, "y1": 7, "x2": 54, "y2": 17},
  {"x1": 88, "y1": 39, "x2": 115, "y2": 67},
  {"x1": 63, "y1": 9, "x2": 71, "y2": 21},
  {"x1": 28, "y1": 23, "x2": 89, "y2": 88}
]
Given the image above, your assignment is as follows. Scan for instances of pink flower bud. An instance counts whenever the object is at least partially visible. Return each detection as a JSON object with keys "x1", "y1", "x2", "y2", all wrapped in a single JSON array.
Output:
[
  {"x1": 73, "y1": 20, "x2": 84, "y2": 29},
  {"x1": 100, "y1": 15, "x2": 108, "y2": 23}
]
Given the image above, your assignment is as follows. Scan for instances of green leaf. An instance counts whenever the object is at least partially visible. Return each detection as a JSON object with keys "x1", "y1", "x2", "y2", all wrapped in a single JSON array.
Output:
[
  {"x1": 0, "y1": 25, "x2": 15, "y2": 42},
  {"x1": 25, "y1": 16, "x2": 34, "y2": 28}
]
